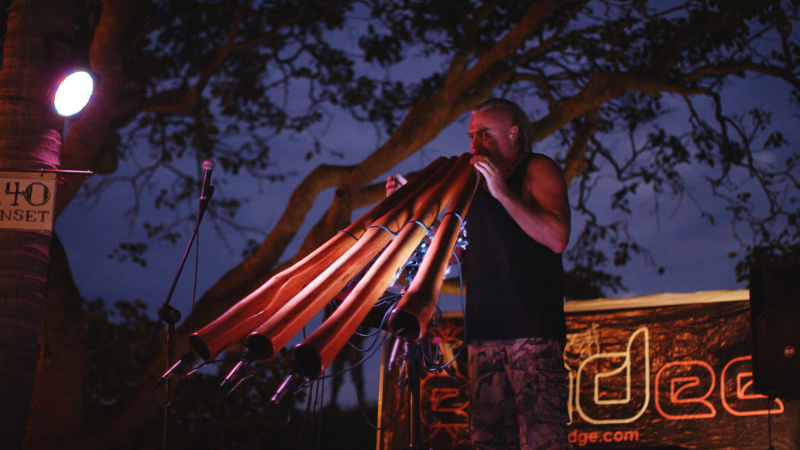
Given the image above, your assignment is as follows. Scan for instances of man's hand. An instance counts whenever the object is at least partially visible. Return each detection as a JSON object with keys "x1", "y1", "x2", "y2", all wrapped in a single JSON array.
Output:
[
  {"x1": 385, "y1": 174, "x2": 408, "y2": 197},
  {"x1": 470, "y1": 155, "x2": 509, "y2": 199}
]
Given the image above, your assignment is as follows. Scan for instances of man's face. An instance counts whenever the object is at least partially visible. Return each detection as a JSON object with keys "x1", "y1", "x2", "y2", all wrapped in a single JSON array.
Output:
[{"x1": 467, "y1": 109, "x2": 518, "y2": 163}]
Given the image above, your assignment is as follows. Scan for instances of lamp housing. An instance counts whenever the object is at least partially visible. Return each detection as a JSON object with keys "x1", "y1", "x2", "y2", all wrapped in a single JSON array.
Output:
[{"x1": 51, "y1": 68, "x2": 95, "y2": 117}]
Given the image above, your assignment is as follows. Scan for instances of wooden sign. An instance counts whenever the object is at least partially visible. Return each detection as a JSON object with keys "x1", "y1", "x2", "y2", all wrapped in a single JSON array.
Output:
[{"x1": 0, "y1": 171, "x2": 57, "y2": 232}]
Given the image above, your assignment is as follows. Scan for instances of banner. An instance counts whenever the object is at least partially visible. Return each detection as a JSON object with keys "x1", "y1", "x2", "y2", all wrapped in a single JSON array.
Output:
[{"x1": 377, "y1": 290, "x2": 800, "y2": 449}]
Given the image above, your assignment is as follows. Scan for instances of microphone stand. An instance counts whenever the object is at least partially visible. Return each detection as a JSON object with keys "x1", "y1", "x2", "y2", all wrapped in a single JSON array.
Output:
[
  {"x1": 148, "y1": 184, "x2": 215, "y2": 449},
  {"x1": 390, "y1": 337, "x2": 431, "y2": 450},
  {"x1": 407, "y1": 341, "x2": 425, "y2": 450},
  {"x1": 150, "y1": 184, "x2": 215, "y2": 348}
]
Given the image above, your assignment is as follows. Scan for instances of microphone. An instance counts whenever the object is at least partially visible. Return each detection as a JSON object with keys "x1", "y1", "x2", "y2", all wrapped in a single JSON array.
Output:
[
  {"x1": 153, "y1": 350, "x2": 196, "y2": 390},
  {"x1": 271, "y1": 373, "x2": 303, "y2": 404},
  {"x1": 218, "y1": 352, "x2": 253, "y2": 398},
  {"x1": 200, "y1": 159, "x2": 215, "y2": 202},
  {"x1": 388, "y1": 336, "x2": 406, "y2": 372}
]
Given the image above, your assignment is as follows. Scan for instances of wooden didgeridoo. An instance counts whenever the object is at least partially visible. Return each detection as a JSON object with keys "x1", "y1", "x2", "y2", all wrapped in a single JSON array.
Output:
[
  {"x1": 189, "y1": 157, "x2": 449, "y2": 361},
  {"x1": 292, "y1": 153, "x2": 475, "y2": 380},
  {"x1": 388, "y1": 162, "x2": 480, "y2": 341},
  {"x1": 244, "y1": 157, "x2": 461, "y2": 362}
]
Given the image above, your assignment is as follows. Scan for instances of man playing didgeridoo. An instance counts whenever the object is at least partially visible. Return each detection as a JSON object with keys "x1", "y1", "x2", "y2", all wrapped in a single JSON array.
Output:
[{"x1": 386, "y1": 97, "x2": 571, "y2": 450}]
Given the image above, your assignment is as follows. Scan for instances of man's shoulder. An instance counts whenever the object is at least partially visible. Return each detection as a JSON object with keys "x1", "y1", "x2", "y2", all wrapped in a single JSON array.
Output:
[
  {"x1": 525, "y1": 153, "x2": 562, "y2": 176},
  {"x1": 527, "y1": 152, "x2": 557, "y2": 164}
]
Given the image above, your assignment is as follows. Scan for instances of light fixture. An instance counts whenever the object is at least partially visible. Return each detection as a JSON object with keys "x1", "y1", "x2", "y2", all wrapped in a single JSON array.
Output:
[{"x1": 52, "y1": 69, "x2": 94, "y2": 117}]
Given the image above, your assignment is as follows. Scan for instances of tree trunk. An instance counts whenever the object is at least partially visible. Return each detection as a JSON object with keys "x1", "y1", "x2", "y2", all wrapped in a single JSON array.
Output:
[
  {"x1": 0, "y1": 0, "x2": 81, "y2": 447},
  {"x1": 25, "y1": 233, "x2": 87, "y2": 449}
]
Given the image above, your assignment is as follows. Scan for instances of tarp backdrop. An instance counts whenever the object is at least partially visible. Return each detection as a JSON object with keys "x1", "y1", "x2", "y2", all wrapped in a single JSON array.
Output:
[{"x1": 377, "y1": 291, "x2": 800, "y2": 449}]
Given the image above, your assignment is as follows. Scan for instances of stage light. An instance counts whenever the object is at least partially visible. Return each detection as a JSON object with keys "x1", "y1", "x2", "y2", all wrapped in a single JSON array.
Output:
[{"x1": 52, "y1": 70, "x2": 94, "y2": 117}]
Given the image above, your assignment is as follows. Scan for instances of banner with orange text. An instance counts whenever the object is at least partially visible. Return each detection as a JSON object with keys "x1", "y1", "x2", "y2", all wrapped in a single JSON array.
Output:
[{"x1": 377, "y1": 291, "x2": 799, "y2": 450}]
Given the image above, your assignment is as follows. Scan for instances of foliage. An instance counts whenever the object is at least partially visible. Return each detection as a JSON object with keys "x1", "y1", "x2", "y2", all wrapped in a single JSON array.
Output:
[
  {"x1": 78, "y1": 0, "x2": 364, "y2": 260},
  {"x1": 69, "y1": 0, "x2": 797, "y2": 296},
  {"x1": 83, "y1": 298, "x2": 158, "y2": 406},
  {"x1": 347, "y1": 0, "x2": 800, "y2": 292}
]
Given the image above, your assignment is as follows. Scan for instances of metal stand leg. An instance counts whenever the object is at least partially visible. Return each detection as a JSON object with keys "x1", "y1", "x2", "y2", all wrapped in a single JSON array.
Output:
[{"x1": 407, "y1": 342, "x2": 431, "y2": 450}]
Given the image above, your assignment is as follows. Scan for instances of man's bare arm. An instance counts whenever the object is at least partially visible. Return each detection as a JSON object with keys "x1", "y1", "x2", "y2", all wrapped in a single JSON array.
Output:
[{"x1": 472, "y1": 154, "x2": 570, "y2": 253}]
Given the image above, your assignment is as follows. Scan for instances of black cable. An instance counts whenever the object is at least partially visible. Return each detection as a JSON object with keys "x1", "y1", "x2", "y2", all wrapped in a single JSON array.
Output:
[
  {"x1": 313, "y1": 292, "x2": 399, "y2": 387},
  {"x1": 311, "y1": 324, "x2": 388, "y2": 388},
  {"x1": 298, "y1": 382, "x2": 313, "y2": 449},
  {"x1": 353, "y1": 338, "x2": 408, "y2": 431},
  {"x1": 316, "y1": 374, "x2": 324, "y2": 450}
]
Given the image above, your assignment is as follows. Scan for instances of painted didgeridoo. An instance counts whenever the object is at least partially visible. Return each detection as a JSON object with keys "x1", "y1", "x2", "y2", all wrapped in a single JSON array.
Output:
[
  {"x1": 292, "y1": 154, "x2": 476, "y2": 379},
  {"x1": 244, "y1": 156, "x2": 464, "y2": 362},
  {"x1": 189, "y1": 157, "x2": 450, "y2": 361},
  {"x1": 388, "y1": 160, "x2": 480, "y2": 341}
]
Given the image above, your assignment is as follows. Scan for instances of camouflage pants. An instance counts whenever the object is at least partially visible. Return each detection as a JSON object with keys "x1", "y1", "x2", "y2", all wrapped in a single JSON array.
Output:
[{"x1": 468, "y1": 338, "x2": 569, "y2": 450}]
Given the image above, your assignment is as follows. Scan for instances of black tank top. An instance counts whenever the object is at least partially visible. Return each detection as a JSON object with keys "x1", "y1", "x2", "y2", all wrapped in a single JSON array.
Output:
[{"x1": 463, "y1": 153, "x2": 566, "y2": 342}]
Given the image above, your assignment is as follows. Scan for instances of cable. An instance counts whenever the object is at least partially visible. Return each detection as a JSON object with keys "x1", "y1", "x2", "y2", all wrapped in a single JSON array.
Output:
[
  {"x1": 337, "y1": 229, "x2": 359, "y2": 241},
  {"x1": 367, "y1": 224, "x2": 398, "y2": 238}
]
